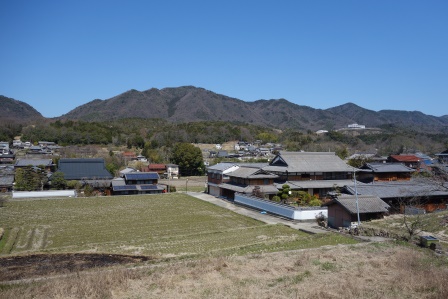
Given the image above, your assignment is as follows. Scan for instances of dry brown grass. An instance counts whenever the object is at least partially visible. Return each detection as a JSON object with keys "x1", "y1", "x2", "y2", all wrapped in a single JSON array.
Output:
[{"x1": 2, "y1": 242, "x2": 447, "y2": 299}]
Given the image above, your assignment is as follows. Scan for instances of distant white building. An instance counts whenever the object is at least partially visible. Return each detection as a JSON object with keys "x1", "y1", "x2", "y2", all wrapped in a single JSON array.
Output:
[
  {"x1": 348, "y1": 123, "x2": 366, "y2": 129},
  {"x1": 316, "y1": 130, "x2": 328, "y2": 134}
]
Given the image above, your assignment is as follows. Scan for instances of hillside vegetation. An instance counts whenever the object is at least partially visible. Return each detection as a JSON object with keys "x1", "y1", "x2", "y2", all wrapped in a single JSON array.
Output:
[
  {"x1": 58, "y1": 86, "x2": 448, "y2": 133},
  {"x1": 18, "y1": 118, "x2": 448, "y2": 158}
]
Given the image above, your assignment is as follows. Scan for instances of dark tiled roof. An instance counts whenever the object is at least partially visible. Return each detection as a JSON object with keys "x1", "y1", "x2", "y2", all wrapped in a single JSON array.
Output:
[
  {"x1": 0, "y1": 175, "x2": 14, "y2": 186},
  {"x1": 325, "y1": 195, "x2": 390, "y2": 214},
  {"x1": 219, "y1": 183, "x2": 279, "y2": 194},
  {"x1": 58, "y1": 158, "x2": 113, "y2": 180},
  {"x1": 361, "y1": 163, "x2": 414, "y2": 173},
  {"x1": 112, "y1": 184, "x2": 164, "y2": 192},
  {"x1": 344, "y1": 179, "x2": 448, "y2": 198},
  {"x1": 285, "y1": 179, "x2": 355, "y2": 189},
  {"x1": 264, "y1": 151, "x2": 353, "y2": 173},
  {"x1": 228, "y1": 166, "x2": 278, "y2": 179},
  {"x1": 15, "y1": 159, "x2": 53, "y2": 167}
]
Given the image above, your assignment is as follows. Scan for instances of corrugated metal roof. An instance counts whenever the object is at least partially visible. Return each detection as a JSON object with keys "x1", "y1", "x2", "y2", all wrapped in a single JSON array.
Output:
[
  {"x1": 264, "y1": 151, "x2": 353, "y2": 173},
  {"x1": 389, "y1": 155, "x2": 420, "y2": 162},
  {"x1": 147, "y1": 164, "x2": 166, "y2": 170},
  {"x1": 325, "y1": 195, "x2": 389, "y2": 214}
]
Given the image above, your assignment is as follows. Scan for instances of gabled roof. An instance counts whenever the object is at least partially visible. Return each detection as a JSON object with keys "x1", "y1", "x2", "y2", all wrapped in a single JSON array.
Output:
[
  {"x1": 207, "y1": 163, "x2": 238, "y2": 172},
  {"x1": 344, "y1": 179, "x2": 448, "y2": 198},
  {"x1": 227, "y1": 166, "x2": 278, "y2": 179},
  {"x1": 15, "y1": 159, "x2": 53, "y2": 167},
  {"x1": 388, "y1": 155, "x2": 420, "y2": 162},
  {"x1": 122, "y1": 151, "x2": 137, "y2": 157},
  {"x1": 435, "y1": 149, "x2": 448, "y2": 156},
  {"x1": 112, "y1": 184, "x2": 164, "y2": 192},
  {"x1": 360, "y1": 162, "x2": 414, "y2": 173},
  {"x1": 264, "y1": 151, "x2": 353, "y2": 173},
  {"x1": 218, "y1": 183, "x2": 279, "y2": 194},
  {"x1": 284, "y1": 179, "x2": 355, "y2": 189},
  {"x1": 124, "y1": 172, "x2": 159, "y2": 180},
  {"x1": 58, "y1": 158, "x2": 113, "y2": 180},
  {"x1": 0, "y1": 175, "x2": 14, "y2": 187},
  {"x1": 119, "y1": 167, "x2": 137, "y2": 176},
  {"x1": 324, "y1": 195, "x2": 390, "y2": 214},
  {"x1": 147, "y1": 164, "x2": 166, "y2": 170}
]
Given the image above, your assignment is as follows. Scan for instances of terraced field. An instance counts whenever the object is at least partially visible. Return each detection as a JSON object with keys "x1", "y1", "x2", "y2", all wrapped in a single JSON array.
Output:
[{"x1": 0, "y1": 193, "x2": 356, "y2": 258}]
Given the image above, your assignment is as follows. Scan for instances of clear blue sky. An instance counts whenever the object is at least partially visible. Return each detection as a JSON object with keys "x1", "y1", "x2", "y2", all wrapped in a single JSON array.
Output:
[{"x1": 1, "y1": 0, "x2": 447, "y2": 118}]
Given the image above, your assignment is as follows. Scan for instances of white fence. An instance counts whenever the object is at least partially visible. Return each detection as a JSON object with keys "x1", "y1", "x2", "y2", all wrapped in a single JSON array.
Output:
[
  {"x1": 12, "y1": 190, "x2": 77, "y2": 199},
  {"x1": 234, "y1": 193, "x2": 327, "y2": 221}
]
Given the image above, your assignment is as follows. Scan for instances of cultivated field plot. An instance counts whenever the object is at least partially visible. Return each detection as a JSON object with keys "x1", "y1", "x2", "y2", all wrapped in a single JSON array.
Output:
[{"x1": 0, "y1": 194, "x2": 356, "y2": 258}]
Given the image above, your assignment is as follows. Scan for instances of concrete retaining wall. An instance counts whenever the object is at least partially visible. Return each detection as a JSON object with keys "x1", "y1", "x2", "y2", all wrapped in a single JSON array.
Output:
[{"x1": 234, "y1": 193, "x2": 327, "y2": 221}]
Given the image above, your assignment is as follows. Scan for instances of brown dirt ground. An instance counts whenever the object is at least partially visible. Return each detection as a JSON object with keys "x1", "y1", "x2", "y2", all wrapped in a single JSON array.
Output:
[{"x1": 0, "y1": 253, "x2": 152, "y2": 282}]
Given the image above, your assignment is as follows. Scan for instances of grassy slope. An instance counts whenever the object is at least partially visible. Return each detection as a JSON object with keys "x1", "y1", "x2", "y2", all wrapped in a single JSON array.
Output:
[{"x1": 2, "y1": 242, "x2": 448, "y2": 299}]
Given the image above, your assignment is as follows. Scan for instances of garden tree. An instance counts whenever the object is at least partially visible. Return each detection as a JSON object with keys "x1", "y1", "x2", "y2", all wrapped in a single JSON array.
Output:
[
  {"x1": 50, "y1": 171, "x2": 67, "y2": 190},
  {"x1": 276, "y1": 184, "x2": 291, "y2": 203},
  {"x1": 291, "y1": 190, "x2": 322, "y2": 207},
  {"x1": 66, "y1": 180, "x2": 82, "y2": 191},
  {"x1": 347, "y1": 156, "x2": 373, "y2": 168},
  {"x1": 252, "y1": 186, "x2": 264, "y2": 198},
  {"x1": 335, "y1": 147, "x2": 349, "y2": 160},
  {"x1": 105, "y1": 154, "x2": 123, "y2": 177},
  {"x1": 397, "y1": 195, "x2": 430, "y2": 242},
  {"x1": 141, "y1": 141, "x2": 164, "y2": 163},
  {"x1": 171, "y1": 142, "x2": 205, "y2": 176},
  {"x1": 14, "y1": 166, "x2": 47, "y2": 191}
]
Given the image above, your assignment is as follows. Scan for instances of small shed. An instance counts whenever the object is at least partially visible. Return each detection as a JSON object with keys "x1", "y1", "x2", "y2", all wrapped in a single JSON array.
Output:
[{"x1": 324, "y1": 194, "x2": 390, "y2": 228}]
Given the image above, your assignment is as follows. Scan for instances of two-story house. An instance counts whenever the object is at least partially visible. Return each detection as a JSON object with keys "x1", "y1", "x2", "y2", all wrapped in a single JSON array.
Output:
[
  {"x1": 263, "y1": 151, "x2": 355, "y2": 198},
  {"x1": 387, "y1": 155, "x2": 421, "y2": 170},
  {"x1": 357, "y1": 162, "x2": 414, "y2": 183},
  {"x1": 218, "y1": 166, "x2": 279, "y2": 200},
  {"x1": 206, "y1": 163, "x2": 239, "y2": 197},
  {"x1": 112, "y1": 172, "x2": 164, "y2": 195}
]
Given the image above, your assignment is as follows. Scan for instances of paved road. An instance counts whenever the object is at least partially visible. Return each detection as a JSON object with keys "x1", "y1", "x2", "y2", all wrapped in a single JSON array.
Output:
[{"x1": 187, "y1": 192, "x2": 328, "y2": 234}]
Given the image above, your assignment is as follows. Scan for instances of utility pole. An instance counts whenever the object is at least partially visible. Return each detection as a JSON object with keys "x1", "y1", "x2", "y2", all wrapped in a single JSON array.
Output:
[{"x1": 354, "y1": 168, "x2": 360, "y2": 226}]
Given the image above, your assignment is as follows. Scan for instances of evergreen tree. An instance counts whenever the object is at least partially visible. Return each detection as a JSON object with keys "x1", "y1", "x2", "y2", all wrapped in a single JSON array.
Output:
[{"x1": 171, "y1": 143, "x2": 205, "y2": 176}]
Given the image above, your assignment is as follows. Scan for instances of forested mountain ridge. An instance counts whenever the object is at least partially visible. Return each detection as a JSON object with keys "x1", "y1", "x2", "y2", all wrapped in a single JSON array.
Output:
[
  {"x1": 58, "y1": 86, "x2": 448, "y2": 133},
  {"x1": 2, "y1": 86, "x2": 448, "y2": 134},
  {"x1": 0, "y1": 95, "x2": 43, "y2": 121}
]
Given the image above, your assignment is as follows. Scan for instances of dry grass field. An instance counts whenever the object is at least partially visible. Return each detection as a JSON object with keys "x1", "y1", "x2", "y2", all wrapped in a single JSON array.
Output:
[{"x1": 1, "y1": 242, "x2": 447, "y2": 299}]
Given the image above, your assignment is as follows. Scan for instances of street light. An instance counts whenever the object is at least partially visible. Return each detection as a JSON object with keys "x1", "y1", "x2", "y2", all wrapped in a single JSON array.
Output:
[{"x1": 186, "y1": 179, "x2": 188, "y2": 194}]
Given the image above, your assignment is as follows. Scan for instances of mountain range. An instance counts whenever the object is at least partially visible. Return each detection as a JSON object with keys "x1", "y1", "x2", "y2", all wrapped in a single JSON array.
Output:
[{"x1": 1, "y1": 86, "x2": 448, "y2": 133}]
